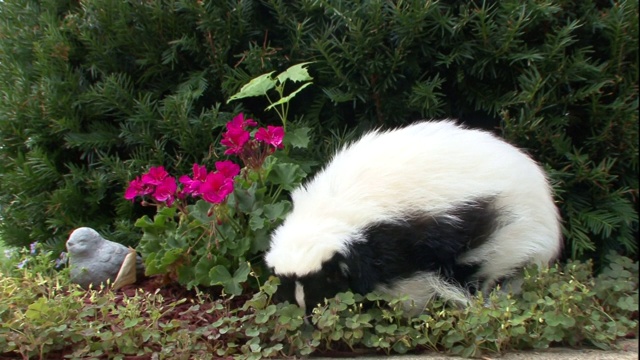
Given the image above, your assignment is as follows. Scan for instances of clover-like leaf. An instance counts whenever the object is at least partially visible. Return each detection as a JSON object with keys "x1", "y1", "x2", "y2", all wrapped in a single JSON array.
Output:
[
  {"x1": 25, "y1": 297, "x2": 49, "y2": 320},
  {"x1": 209, "y1": 262, "x2": 251, "y2": 295},
  {"x1": 255, "y1": 304, "x2": 278, "y2": 324}
]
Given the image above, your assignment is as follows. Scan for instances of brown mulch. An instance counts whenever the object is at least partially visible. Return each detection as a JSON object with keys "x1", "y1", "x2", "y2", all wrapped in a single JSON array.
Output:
[{"x1": 103, "y1": 275, "x2": 225, "y2": 326}]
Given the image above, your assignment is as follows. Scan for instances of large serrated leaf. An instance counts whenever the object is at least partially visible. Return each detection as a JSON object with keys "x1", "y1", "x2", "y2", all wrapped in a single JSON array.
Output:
[
  {"x1": 188, "y1": 199, "x2": 215, "y2": 224},
  {"x1": 249, "y1": 228, "x2": 270, "y2": 254},
  {"x1": 234, "y1": 182, "x2": 258, "y2": 213},
  {"x1": 276, "y1": 62, "x2": 314, "y2": 83},
  {"x1": 134, "y1": 215, "x2": 154, "y2": 228},
  {"x1": 233, "y1": 262, "x2": 251, "y2": 283},
  {"x1": 194, "y1": 255, "x2": 218, "y2": 285},
  {"x1": 263, "y1": 201, "x2": 291, "y2": 221},
  {"x1": 265, "y1": 82, "x2": 313, "y2": 111},
  {"x1": 160, "y1": 248, "x2": 184, "y2": 267},
  {"x1": 249, "y1": 208, "x2": 266, "y2": 230},
  {"x1": 228, "y1": 71, "x2": 276, "y2": 102},
  {"x1": 143, "y1": 252, "x2": 160, "y2": 275},
  {"x1": 209, "y1": 262, "x2": 251, "y2": 295},
  {"x1": 285, "y1": 127, "x2": 311, "y2": 149},
  {"x1": 178, "y1": 265, "x2": 196, "y2": 289},
  {"x1": 209, "y1": 265, "x2": 232, "y2": 286},
  {"x1": 267, "y1": 163, "x2": 307, "y2": 191}
]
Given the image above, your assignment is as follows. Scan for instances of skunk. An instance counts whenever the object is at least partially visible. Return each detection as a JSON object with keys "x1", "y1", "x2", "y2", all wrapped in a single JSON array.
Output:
[{"x1": 264, "y1": 120, "x2": 562, "y2": 316}]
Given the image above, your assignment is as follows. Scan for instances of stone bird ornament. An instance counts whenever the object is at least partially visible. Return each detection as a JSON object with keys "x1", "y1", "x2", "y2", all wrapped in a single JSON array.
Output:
[{"x1": 66, "y1": 227, "x2": 145, "y2": 289}]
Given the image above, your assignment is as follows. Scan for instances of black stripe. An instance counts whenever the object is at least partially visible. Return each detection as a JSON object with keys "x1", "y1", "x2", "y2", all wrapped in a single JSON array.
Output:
[{"x1": 344, "y1": 197, "x2": 500, "y2": 294}]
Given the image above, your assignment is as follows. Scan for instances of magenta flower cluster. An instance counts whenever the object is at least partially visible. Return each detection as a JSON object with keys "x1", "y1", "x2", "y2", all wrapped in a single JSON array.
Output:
[
  {"x1": 125, "y1": 161, "x2": 240, "y2": 206},
  {"x1": 124, "y1": 166, "x2": 177, "y2": 205},
  {"x1": 179, "y1": 161, "x2": 240, "y2": 204},
  {"x1": 124, "y1": 113, "x2": 284, "y2": 207},
  {"x1": 221, "y1": 113, "x2": 284, "y2": 169}
]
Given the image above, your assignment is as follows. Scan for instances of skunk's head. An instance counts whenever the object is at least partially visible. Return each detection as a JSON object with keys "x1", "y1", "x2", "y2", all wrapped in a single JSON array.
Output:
[
  {"x1": 268, "y1": 254, "x2": 352, "y2": 316},
  {"x1": 264, "y1": 211, "x2": 362, "y2": 315}
]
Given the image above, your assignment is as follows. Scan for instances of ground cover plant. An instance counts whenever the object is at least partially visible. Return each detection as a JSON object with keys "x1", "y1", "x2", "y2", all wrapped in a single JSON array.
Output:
[{"x1": 0, "y1": 246, "x2": 637, "y2": 359}]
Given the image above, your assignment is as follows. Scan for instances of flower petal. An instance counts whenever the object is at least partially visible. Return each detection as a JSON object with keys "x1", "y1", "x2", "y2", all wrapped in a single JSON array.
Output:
[{"x1": 215, "y1": 160, "x2": 241, "y2": 178}]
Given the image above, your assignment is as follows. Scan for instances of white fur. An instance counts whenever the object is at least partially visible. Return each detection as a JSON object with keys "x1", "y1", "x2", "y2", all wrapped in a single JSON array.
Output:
[
  {"x1": 265, "y1": 120, "x2": 561, "y2": 302},
  {"x1": 295, "y1": 281, "x2": 306, "y2": 313},
  {"x1": 376, "y1": 272, "x2": 472, "y2": 316}
]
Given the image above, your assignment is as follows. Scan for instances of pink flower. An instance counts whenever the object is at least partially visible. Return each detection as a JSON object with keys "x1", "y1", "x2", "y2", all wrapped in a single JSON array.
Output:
[
  {"x1": 141, "y1": 166, "x2": 170, "y2": 185},
  {"x1": 124, "y1": 176, "x2": 154, "y2": 201},
  {"x1": 179, "y1": 163, "x2": 209, "y2": 196},
  {"x1": 221, "y1": 113, "x2": 259, "y2": 155},
  {"x1": 227, "y1": 113, "x2": 257, "y2": 131},
  {"x1": 221, "y1": 126, "x2": 251, "y2": 155},
  {"x1": 255, "y1": 126, "x2": 285, "y2": 150},
  {"x1": 124, "y1": 166, "x2": 177, "y2": 206},
  {"x1": 215, "y1": 160, "x2": 241, "y2": 178},
  {"x1": 200, "y1": 172, "x2": 235, "y2": 204},
  {"x1": 153, "y1": 176, "x2": 177, "y2": 206}
]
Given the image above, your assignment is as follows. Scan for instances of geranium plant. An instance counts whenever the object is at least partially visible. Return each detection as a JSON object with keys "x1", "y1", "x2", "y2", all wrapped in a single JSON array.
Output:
[{"x1": 126, "y1": 63, "x2": 314, "y2": 295}]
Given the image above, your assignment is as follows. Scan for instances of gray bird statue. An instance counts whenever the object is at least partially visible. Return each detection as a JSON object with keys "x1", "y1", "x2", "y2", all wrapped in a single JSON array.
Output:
[{"x1": 66, "y1": 227, "x2": 145, "y2": 289}]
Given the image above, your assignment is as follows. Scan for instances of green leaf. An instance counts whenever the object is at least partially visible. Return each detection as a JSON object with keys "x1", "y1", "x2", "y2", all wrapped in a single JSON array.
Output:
[
  {"x1": 194, "y1": 255, "x2": 218, "y2": 285},
  {"x1": 255, "y1": 304, "x2": 277, "y2": 324},
  {"x1": 188, "y1": 200, "x2": 215, "y2": 224},
  {"x1": 179, "y1": 265, "x2": 197, "y2": 289},
  {"x1": 276, "y1": 62, "x2": 313, "y2": 84},
  {"x1": 228, "y1": 71, "x2": 276, "y2": 102},
  {"x1": 267, "y1": 163, "x2": 306, "y2": 191},
  {"x1": 209, "y1": 265, "x2": 233, "y2": 286},
  {"x1": 134, "y1": 215, "x2": 154, "y2": 228},
  {"x1": 249, "y1": 208, "x2": 266, "y2": 230},
  {"x1": 392, "y1": 340, "x2": 410, "y2": 354},
  {"x1": 234, "y1": 182, "x2": 258, "y2": 213},
  {"x1": 209, "y1": 262, "x2": 251, "y2": 295},
  {"x1": 233, "y1": 261, "x2": 251, "y2": 283},
  {"x1": 285, "y1": 127, "x2": 311, "y2": 149},
  {"x1": 250, "y1": 228, "x2": 271, "y2": 254},
  {"x1": 165, "y1": 233, "x2": 188, "y2": 248},
  {"x1": 265, "y1": 82, "x2": 313, "y2": 111},
  {"x1": 25, "y1": 297, "x2": 49, "y2": 320},
  {"x1": 143, "y1": 252, "x2": 161, "y2": 275},
  {"x1": 124, "y1": 318, "x2": 140, "y2": 328},
  {"x1": 262, "y1": 202, "x2": 291, "y2": 221},
  {"x1": 160, "y1": 248, "x2": 184, "y2": 267},
  {"x1": 616, "y1": 296, "x2": 637, "y2": 311},
  {"x1": 245, "y1": 327, "x2": 261, "y2": 337},
  {"x1": 134, "y1": 206, "x2": 177, "y2": 230}
]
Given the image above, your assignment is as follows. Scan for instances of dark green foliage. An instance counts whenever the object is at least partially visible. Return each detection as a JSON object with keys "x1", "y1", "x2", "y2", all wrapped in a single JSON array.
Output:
[{"x1": 0, "y1": 0, "x2": 637, "y2": 264}]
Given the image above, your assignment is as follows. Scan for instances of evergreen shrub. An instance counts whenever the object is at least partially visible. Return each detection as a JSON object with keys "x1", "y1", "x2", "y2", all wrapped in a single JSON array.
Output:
[{"x1": 0, "y1": 0, "x2": 637, "y2": 264}]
